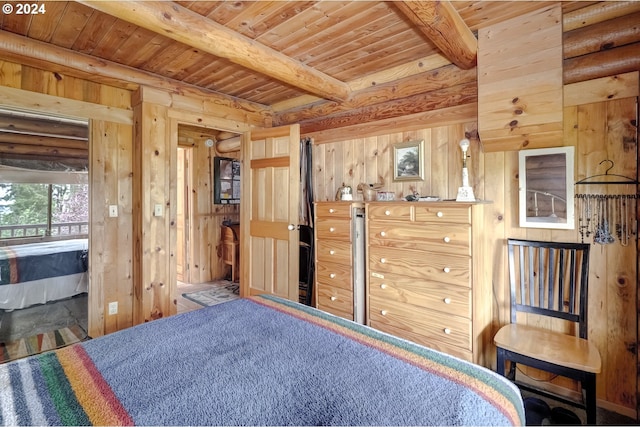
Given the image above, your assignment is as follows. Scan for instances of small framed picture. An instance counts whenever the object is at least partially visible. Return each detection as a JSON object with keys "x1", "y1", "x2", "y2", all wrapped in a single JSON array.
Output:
[
  {"x1": 518, "y1": 146, "x2": 575, "y2": 229},
  {"x1": 393, "y1": 139, "x2": 424, "y2": 181}
]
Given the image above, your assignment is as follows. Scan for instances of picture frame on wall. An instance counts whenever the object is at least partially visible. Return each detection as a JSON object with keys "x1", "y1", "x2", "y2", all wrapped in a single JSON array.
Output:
[
  {"x1": 393, "y1": 139, "x2": 424, "y2": 181},
  {"x1": 518, "y1": 146, "x2": 575, "y2": 229},
  {"x1": 213, "y1": 156, "x2": 241, "y2": 205}
]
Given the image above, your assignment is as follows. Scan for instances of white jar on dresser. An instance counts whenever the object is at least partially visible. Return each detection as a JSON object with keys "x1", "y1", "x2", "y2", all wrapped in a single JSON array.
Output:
[
  {"x1": 314, "y1": 202, "x2": 365, "y2": 323},
  {"x1": 365, "y1": 201, "x2": 492, "y2": 366}
]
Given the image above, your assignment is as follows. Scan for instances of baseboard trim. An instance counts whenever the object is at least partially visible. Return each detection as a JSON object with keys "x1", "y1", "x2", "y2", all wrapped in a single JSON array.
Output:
[{"x1": 596, "y1": 400, "x2": 637, "y2": 421}]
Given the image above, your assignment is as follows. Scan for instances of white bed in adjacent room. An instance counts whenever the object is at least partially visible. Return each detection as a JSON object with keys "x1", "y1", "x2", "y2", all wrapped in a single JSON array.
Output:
[{"x1": 0, "y1": 238, "x2": 88, "y2": 310}]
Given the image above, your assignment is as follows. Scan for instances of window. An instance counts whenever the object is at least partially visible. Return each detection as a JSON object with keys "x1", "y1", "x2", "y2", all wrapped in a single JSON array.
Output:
[{"x1": 0, "y1": 183, "x2": 88, "y2": 239}]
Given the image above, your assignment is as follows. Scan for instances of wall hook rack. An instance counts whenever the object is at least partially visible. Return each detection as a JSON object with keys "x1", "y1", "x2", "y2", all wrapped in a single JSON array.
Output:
[{"x1": 575, "y1": 159, "x2": 639, "y2": 185}]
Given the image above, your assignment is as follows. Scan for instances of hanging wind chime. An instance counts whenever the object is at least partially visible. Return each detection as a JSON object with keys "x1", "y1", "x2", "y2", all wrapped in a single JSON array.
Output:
[{"x1": 575, "y1": 160, "x2": 639, "y2": 246}]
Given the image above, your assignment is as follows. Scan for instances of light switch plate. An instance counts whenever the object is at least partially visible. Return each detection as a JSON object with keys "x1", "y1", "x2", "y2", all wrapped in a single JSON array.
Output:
[
  {"x1": 109, "y1": 205, "x2": 118, "y2": 217},
  {"x1": 108, "y1": 301, "x2": 118, "y2": 315},
  {"x1": 154, "y1": 204, "x2": 163, "y2": 217}
]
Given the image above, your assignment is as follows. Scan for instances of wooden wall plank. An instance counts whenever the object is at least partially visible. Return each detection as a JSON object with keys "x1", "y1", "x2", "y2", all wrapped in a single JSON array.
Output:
[{"x1": 312, "y1": 121, "x2": 477, "y2": 201}]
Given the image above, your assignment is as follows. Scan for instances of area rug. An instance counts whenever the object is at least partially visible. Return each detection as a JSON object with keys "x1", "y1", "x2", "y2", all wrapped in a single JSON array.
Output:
[
  {"x1": 0, "y1": 323, "x2": 88, "y2": 364},
  {"x1": 182, "y1": 281, "x2": 239, "y2": 307}
]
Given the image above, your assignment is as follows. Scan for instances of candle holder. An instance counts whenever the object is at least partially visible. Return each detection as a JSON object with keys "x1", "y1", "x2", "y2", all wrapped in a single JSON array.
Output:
[{"x1": 456, "y1": 138, "x2": 476, "y2": 202}]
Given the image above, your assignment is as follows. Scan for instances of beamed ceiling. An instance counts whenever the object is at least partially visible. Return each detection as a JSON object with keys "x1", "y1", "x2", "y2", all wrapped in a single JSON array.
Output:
[{"x1": 0, "y1": 0, "x2": 639, "y2": 143}]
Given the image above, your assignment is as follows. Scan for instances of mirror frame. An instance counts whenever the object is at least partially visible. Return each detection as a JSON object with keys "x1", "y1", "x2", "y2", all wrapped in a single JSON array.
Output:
[{"x1": 518, "y1": 146, "x2": 575, "y2": 229}]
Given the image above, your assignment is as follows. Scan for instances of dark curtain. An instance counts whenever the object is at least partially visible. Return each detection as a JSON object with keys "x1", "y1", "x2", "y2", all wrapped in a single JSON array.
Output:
[
  {"x1": 299, "y1": 137, "x2": 314, "y2": 226},
  {"x1": 299, "y1": 137, "x2": 314, "y2": 305}
]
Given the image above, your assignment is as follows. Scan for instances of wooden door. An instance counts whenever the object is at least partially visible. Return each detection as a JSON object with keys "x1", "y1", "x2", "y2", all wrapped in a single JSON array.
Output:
[{"x1": 240, "y1": 125, "x2": 300, "y2": 301}]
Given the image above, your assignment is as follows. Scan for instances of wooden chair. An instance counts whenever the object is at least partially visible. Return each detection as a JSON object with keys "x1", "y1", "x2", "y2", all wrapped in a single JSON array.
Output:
[{"x1": 494, "y1": 239, "x2": 601, "y2": 425}]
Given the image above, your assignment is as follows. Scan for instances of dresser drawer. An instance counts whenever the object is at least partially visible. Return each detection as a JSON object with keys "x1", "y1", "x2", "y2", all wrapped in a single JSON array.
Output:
[
  {"x1": 368, "y1": 246, "x2": 470, "y2": 287},
  {"x1": 316, "y1": 218, "x2": 351, "y2": 241},
  {"x1": 316, "y1": 240, "x2": 352, "y2": 266},
  {"x1": 368, "y1": 221, "x2": 471, "y2": 256},
  {"x1": 317, "y1": 285, "x2": 353, "y2": 317},
  {"x1": 315, "y1": 202, "x2": 353, "y2": 219},
  {"x1": 367, "y1": 203, "x2": 412, "y2": 221},
  {"x1": 316, "y1": 262, "x2": 352, "y2": 290},
  {"x1": 413, "y1": 204, "x2": 471, "y2": 224},
  {"x1": 371, "y1": 322, "x2": 473, "y2": 363},
  {"x1": 369, "y1": 295, "x2": 471, "y2": 351},
  {"x1": 369, "y1": 273, "x2": 471, "y2": 319}
]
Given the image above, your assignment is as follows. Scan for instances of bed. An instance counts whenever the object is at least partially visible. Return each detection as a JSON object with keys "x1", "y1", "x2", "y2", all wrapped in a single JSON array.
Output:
[
  {"x1": 0, "y1": 294, "x2": 524, "y2": 426},
  {"x1": 0, "y1": 239, "x2": 88, "y2": 311}
]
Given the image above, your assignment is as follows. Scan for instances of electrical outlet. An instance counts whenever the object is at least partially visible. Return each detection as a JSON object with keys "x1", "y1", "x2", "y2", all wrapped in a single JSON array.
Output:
[
  {"x1": 108, "y1": 301, "x2": 118, "y2": 315},
  {"x1": 109, "y1": 205, "x2": 118, "y2": 217}
]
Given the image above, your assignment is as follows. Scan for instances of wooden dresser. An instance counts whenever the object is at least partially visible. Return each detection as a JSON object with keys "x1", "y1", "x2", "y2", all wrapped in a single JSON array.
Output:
[
  {"x1": 365, "y1": 201, "x2": 492, "y2": 365},
  {"x1": 314, "y1": 202, "x2": 365, "y2": 322}
]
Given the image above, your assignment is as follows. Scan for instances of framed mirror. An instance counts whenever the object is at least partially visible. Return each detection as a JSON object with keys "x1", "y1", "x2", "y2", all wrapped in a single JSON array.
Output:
[{"x1": 519, "y1": 146, "x2": 574, "y2": 229}]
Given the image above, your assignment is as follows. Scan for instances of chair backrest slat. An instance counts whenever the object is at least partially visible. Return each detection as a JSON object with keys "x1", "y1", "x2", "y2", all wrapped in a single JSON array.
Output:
[
  {"x1": 547, "y1": 248, "x2": 553, "y2": 310},
  {"x1": 568, "y1": 248, "x2": 576, "y2": 315},
  {"x1": 507, "y1": 238, "x2": 590, "y2": 339}
]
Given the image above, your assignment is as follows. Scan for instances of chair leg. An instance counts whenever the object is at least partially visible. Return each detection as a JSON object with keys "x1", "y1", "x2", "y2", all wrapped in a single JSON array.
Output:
[
  {"x1": 584, "y1": 373, "x2": 597, "y2": 425},
  {"x1": 496, "y1": 348, "x2": 505, "y2": 375},
  {"x1": 497, "y1": 349, "x2": 517, "y2": 380},
  {"x1": 507, "y1": 360, "x2": 516, "y2": 381}
]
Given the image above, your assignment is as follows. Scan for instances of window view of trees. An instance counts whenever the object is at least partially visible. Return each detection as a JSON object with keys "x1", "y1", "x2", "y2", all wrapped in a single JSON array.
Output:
[{"x1": 0, "y1": 183, "x2": 88, "y2": 238}]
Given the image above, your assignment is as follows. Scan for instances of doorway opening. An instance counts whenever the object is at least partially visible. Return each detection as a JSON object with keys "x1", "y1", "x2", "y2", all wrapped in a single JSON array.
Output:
[
  {"x1": 0, "y1": 106, "x2": 89, "y2": 362},
  {"x1": 175, "y1": 124, "x2": 240, "y2": 313}
]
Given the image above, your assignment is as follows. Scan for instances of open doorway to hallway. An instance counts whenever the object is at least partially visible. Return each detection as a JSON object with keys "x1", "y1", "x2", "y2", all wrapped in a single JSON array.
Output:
[{"x1": 175, "y1": 124, "x2": 241, "y2": 295}]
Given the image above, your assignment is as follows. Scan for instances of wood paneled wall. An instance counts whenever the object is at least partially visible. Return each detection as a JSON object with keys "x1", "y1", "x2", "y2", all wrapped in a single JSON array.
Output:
[
  {"x1": 0, "y1": 59, "x2": 135, "y2": 338},
  {"x1": 312, "y1": 114, "x2": 482, "y2": 203},
  {"x1": 0, "y1": 62, "x2": 258, "y2": 336},
  {"x1": 310, "y1": 74, "x2": 639, "y2": 416}
]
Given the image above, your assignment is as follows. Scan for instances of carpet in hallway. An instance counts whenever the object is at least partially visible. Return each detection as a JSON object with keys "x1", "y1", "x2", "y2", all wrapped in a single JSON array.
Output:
[{"x1": 182, "y1": 281, "x2": 239, "y2": 307}]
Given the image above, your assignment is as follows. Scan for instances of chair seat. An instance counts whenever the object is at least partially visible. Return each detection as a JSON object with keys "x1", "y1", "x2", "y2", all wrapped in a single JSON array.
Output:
[{"x1": 494, "y1": 323, "x2": 601, "y2": 374}]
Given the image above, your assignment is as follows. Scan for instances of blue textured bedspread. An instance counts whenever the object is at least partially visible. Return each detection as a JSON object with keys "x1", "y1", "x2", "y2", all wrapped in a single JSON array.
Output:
[
  {"x1": 0, "y1": 295, "x2": 524, "y2": 426},
  {"x1": 0, "y1": 239, "x2": 88, "y2": 285}
]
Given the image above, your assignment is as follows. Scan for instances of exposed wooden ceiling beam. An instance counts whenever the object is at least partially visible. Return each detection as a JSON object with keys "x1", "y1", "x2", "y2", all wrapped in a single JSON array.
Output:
[
  {"x1": 79, "y1": 1, "x2": 351, "y2": 103},
  {"x1": 275, "y1": 64, "x2": 476, "y2": 125},
  {"x1": 0, "y1": 113, "x2": 88, "y2": 140},
  {"x1": 394, "y1": 1, "x2": 477, "y2": 70},
  {"x1": 0, "y1": 132, "x2": 87, "y2": 150},
  {"x1": 272, "y1": 53, "x2": 452, "y2": 113},
  {"x1": 295, "y1": 80, "x2": 478, "y2": 135},
  {"x1": 0, "y1": 30, "x2": 271, "y2": 124}
]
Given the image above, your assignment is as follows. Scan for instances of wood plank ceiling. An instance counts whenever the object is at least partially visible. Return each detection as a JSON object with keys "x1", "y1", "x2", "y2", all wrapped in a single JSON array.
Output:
[{"x1": 0, "y1": 0, "x2": 637, "y2": 150}]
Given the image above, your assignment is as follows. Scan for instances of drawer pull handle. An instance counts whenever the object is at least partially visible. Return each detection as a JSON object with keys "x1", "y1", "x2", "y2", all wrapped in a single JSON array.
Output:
[
  {"x1": 437, "y1": 211, "x2": 444, "y2": 218},
  {"x1": 385, "y1": 210, "x2": 391, "y2": 216},
  {"x1": 444, "y1": 328, "x2": 451, "y2": 335},
  {"x1": 330, "y1": 296, "x2": 337, "y2": 301},
  {"x1": 380, "y1": 231, "x2": 386, "y2": 237},
  {"x1": 329, "y1": 227, "x2": 335, "y2": 232},
  {"x1": 443, "y1": 236, "x2": 451, "y2": 243},
  {"x1": 330, "y1": 273, "x2": 336, "y2": 279},
  {"x1": 443, "y1": 267, "x2": 451, "y2": 273},
  {"x1": 380, "y1": 258, "x2": 386, "y2": 264},
  {"x1": 380, "y1": 283, "x2": 387, "y2": 289},
  {"x1": 443, "y1": 298, "x2": 452, "y2": 304},
  {"x1": 381, "y1": 310, "x2": 388, "y2": 316},
  {"x1": 329, "y1": 250, "x2": 335, "y2": 255},
  {"x1": 329, "y1": 208, "x2": 335, "y2": 213}
]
